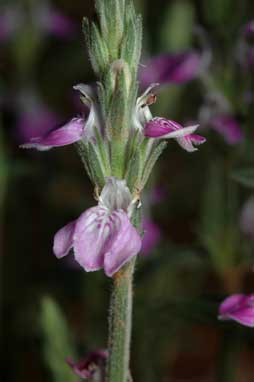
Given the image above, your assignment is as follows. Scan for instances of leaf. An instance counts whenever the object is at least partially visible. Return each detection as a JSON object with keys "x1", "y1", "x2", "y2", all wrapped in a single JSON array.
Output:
[
  {"x1": 231, "y1": 167, "x2": 254, "y2": 188},
  {"x1": 40, "y1": 297, "x2": 77, "y2": 382},
  {"x1": 200, "y1": 163, "x2": 241, "y2": 272}
]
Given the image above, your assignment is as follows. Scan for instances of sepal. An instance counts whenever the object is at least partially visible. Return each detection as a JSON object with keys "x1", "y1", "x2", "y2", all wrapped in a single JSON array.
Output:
[
  {"x1": 120, "y1": 12, "x2": 142, "y2": 75},
  {"x1": 86, "y1": 141, "x2": 107, "y2": 189},
  {"x1": 140, "y1": 140, "x2": 167, "y2": 190},
  {"x1": 99, "y1": 177, "x2": 132, "y2": 211},
  {"x1": 125, "y1": 149, "x2": 142, "y2": 193}
]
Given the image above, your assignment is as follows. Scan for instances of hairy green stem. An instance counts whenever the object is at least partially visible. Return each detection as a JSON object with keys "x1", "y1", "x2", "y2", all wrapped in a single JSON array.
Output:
[{"x1": 106, "y1": 257, "x2": 136, "y2": 382}]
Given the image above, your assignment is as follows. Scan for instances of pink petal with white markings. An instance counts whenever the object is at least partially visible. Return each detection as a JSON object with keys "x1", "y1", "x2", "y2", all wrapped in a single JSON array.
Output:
[{"x1": 53, "y1": 220, "x2": 76, "y2": 258}]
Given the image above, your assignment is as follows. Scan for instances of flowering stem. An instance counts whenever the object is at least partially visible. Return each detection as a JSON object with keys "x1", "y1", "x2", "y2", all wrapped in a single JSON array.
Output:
[
  {"x1": 82, "y1": 1, "x2": 143, "y2": 380},
  {"x1": 106, "y1": 257, "x2": 136, "y2": 382}
]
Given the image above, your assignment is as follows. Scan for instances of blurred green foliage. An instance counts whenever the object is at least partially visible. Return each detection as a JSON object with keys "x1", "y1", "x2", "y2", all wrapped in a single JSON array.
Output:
[{"x1": 40, "y1": 297, "x2": 77, "y2": 382}]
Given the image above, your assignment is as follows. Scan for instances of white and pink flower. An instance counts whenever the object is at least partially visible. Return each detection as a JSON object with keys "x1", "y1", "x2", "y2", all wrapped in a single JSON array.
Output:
[
  {"x1": 20, "y1": 84, "x2": 100, "y2": 150},
  {"x1": 53, "y1": 178, "x2": 142, "y2": 277},
  {"x1": 144, "y1": 117, "x2": 205, "y2": 152}
]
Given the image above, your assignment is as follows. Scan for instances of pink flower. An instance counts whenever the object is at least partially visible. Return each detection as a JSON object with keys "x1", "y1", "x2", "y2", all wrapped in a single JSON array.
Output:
[
  {"x1": 53, "y1": 178, "x2": 142, "y2": 277},
  {"x1": 139, "y1": 52, "x2": 202, "y2": 89},
  {"x1": 134, "y1": 85, "x2": 205, "y2": 152},
  {"x1": 20, "y1": 118, "x2": 85, "y2": 151},
  {"x1": 144, "y1": 117, "x2": 206, "y2": 152},
  {"x1": 66, "y1": 350, "x2": 108, "y2": 380},
  {"x1": 218, "y1": 294, "x2": 254, "y2": 327},
  {"x1": 20, "y1": 84, "x2": 100, "y2": 150}
]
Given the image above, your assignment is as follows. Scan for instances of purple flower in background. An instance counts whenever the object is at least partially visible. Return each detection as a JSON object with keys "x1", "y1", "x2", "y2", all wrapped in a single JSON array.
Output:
[
  {"x1": 218, "y1": 294, "x2": 254, "y2": 327},
  {"x1": 14, "y1": 90, "x2": 59, "y2": 142},
  {"x1": 36, "y1": 3, "x2": 75, "y2": 38},
  {"x1": 141, "y1": 219, "x2": 161, "y2": 256},
  {"x1": 242, "y1": 20, "x2": 254, "y2": 39},
  {"x1": 236, "y1": 20, "x2": 254, "y2": 70},
  {"x1": 67, "y1": 350, "x2": 108, "y2": 380},
  {"x1": 139, "y1": 52, "x2": 202, "y2": 89},
  {"x1": 53, "y1": 178, "x2": 142, "y2": 277},
  {"x1": 0, "y1": 2, "x2": 75, "y2": 43},
  {"x1": 210, "y1": 115, "x2": 243, "y2": 145},
  {"x1": 240, "y1": 197, "x2": 254, "y2": 239},
  {"x1": 144, "y1": 117, "x2": 206, "y2": 152},
  {"x1": 199, "y1": 92, "x2": 243, "y2": 144},
  {"x1": 139, "y1": 186, "x2": 166, "y2": 256},
  {"x1": 20, "y1": 84, "x2": 100, "y2": 150},
  {"x1": 17, "y1": 107, "x2": 59, "y2": 143}
]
